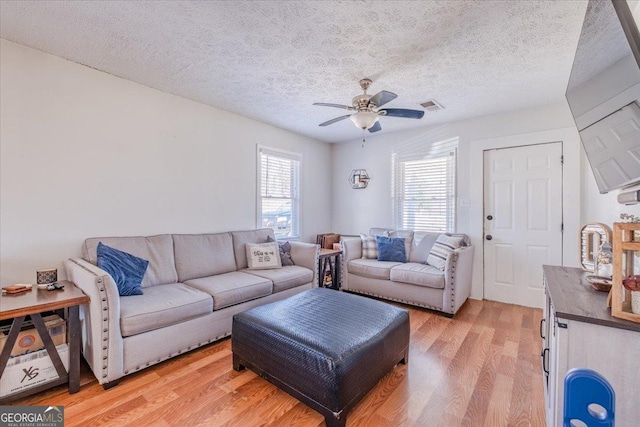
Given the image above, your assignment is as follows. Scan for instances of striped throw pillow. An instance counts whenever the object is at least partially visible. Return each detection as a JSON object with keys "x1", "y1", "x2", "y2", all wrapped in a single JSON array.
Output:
[{"x1": 426, "y1": 234, "x2": 464, "y2": 270}]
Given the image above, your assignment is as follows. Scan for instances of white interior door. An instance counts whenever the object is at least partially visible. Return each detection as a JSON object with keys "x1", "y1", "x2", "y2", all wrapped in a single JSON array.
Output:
[{"x1": 483, "y1": 143, "x2": 563, "y2": 308}]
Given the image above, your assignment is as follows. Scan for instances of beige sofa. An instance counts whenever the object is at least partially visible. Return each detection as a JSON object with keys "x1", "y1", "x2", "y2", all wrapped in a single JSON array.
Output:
[
  {"x1": 342, "y1": 228, "x2": 474, "y2": 316},
  {"x1": 64, "y1": 228, "x2": 318, "y2": 387}
]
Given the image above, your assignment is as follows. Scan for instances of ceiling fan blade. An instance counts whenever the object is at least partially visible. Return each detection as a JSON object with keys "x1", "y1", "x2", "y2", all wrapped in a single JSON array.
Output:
[
  {"x1": 313, "y1": 103, "x2": 353, "y2": 110},
  {"x1": 380, "y1": 108, "x2": 425, "y2": 119},
  {"x1": 319, "y1": 115, "x2": 351, "y2": 127},
  {"x1": 368, "y1": 121, "x2": 382, "y2": 133},
  {"x1": 368, "y1": 91, "x2": 397, "y2": 108}
]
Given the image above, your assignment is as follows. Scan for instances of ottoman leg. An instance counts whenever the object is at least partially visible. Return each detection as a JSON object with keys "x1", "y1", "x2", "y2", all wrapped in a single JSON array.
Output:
[
  {"x1": 400, "y1": 347, "x2": 409, "y2": 365},
  {"x1": 232, "y1": 354, "x2": 245, "y2": 371},
  {"x1": 325, "y1": 415, "x2": 346, "y2": 427}
]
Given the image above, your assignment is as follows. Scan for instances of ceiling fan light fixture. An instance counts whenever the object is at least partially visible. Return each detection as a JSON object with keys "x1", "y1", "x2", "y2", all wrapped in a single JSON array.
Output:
[{"x1": 350, "y1": 111, "x2": 379, "y2": 130}]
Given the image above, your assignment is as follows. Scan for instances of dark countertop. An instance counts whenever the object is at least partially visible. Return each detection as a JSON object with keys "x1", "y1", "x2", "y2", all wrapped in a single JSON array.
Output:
[{"x1": 543, "y1": 265, "x2": 640, "y2": 333}]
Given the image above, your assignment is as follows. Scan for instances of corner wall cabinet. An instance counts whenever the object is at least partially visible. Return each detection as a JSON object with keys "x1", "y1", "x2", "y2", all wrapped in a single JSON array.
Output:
[{"x1": 541, "y1": 265, "x2": 640, "y2": 426}]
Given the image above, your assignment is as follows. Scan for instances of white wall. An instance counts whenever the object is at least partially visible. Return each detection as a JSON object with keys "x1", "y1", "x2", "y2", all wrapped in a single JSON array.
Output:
[
  {"x1": 0, "y1": 40, "x2": 332, "y2": 286},
  {"x1": 581, "y1": 154, "x2": 640, "y2": 225},
  {"x1": 331, "y1": 101, "x2": 629, "y2": 300},
  {"x1": 331, "y1": 103, "x2": 575, "y2": 235}
]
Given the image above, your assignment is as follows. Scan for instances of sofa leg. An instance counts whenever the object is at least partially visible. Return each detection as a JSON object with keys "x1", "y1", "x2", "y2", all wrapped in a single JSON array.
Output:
[{"x1": 102, "y1": 380, "x2": 120, "y2": 390}]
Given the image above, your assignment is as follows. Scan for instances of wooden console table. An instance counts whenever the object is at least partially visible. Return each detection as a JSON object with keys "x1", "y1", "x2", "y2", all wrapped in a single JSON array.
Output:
[{"x1": 0, "y1": 280, "x2": 89, "y2": 402}]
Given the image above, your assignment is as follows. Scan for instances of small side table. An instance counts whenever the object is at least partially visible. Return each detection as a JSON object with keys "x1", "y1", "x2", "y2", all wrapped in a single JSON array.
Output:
[
  {"x1": 0, "y1": 280, "x2": 89, "y2": 402},
  {"x1": 318, "y1": 248, "x2": 343, "y2": 290}
]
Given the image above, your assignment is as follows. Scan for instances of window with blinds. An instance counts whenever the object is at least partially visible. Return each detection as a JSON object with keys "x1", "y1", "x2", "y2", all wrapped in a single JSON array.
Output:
[
  {"x1": 257, "y1": 146, "x2": 300, "y2": 239},
  {"x1": 393, "y1": 138, "x2": 457, "y2": 233}
]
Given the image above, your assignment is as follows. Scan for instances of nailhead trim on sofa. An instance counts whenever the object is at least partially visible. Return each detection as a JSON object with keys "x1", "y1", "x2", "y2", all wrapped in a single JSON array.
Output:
[{"x1": 68, "y1": 258, "x2": 111, "y2": 380}]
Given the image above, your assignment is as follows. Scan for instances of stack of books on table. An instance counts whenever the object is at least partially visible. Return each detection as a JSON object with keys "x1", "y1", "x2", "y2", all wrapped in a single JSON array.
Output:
[{"x1": 316, "y1": 233, "x2": 340, "y2": 250}]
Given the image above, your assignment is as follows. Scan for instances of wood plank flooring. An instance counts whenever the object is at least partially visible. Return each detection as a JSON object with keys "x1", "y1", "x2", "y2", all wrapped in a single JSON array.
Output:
[{"x1": 8, "y1": 299, "x2": 545, "y2": 426}]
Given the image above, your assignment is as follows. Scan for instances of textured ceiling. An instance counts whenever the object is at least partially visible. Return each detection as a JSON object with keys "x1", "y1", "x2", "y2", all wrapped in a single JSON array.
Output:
[{"x1": 0, "y1": 0, "x2": 588, "y2": 143}]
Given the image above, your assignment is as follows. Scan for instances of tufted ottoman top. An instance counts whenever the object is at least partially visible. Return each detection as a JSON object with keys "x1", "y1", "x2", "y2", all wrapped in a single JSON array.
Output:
[
  {"x1": 232, "y1": 287, "x2": 410, "y2": 425},
  {"x1": 234, "y1": 287, "x2": 408, "y2": 360}
]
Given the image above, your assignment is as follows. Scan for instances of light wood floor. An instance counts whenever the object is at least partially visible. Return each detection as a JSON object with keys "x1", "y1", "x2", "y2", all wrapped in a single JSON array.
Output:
[{"x1": 10, "y1": 299, "x2": 545, "y2": 426}]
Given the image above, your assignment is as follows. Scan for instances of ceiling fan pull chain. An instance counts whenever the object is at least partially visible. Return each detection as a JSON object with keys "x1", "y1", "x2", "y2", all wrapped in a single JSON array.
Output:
[{"x1": 362, "y1": 129, "x2": 366, "y2": 148}]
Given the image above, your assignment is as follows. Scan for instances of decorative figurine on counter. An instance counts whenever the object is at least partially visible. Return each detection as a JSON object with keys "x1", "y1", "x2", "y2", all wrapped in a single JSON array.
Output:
[{"x1": 595, "y1": 241, "x2": 612, "y2": 278}]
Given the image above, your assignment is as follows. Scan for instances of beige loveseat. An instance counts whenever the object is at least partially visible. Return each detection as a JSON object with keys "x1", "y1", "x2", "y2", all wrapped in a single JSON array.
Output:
[
  {"x1": 64, "y1": 228, "x2": 318, "y2": 387},
  {"x1": 342, "y1": 228, "x2": 474, "y2": 317}
]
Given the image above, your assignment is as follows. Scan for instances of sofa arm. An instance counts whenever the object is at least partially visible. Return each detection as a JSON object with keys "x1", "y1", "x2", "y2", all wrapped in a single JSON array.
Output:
[
  {"x1": 289, "y1": 242, "x2": 320, "y2": 286},
  {"x1": 64, "y1": 258, "x2": 124, "y2": 385},
  {"x1": 341, "y1": 237, "x2": 362, "y2": 289},
  {"x1": 342, "y1": 236, "x2": 362, "y2": 264},
  {"x1": 441, "y1": 245, "x2": 475, "y2": 315}
]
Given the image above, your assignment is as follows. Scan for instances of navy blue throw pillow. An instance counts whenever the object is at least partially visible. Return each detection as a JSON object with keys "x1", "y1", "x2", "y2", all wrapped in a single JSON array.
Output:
[
  {"x1": 376, "y1": 236, "x2": 407, "y2": 263},
  {"x1": 97, "y1": 242, "x2": 149, "y2": 296}
]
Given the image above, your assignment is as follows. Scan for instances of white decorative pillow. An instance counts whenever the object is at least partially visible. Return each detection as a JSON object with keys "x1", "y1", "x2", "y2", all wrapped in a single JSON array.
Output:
[
  {"x1": 426, "y1": 234, "x2": 464, "y2": 271},
  {"x1": 246, "y1": 242, "x2": 282, "y2": 270}
]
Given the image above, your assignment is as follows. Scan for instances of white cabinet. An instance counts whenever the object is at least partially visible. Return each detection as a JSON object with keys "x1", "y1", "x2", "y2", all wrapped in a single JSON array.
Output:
[{"x1": 542, "y1": 266, "x2": 640, "y2": 426}]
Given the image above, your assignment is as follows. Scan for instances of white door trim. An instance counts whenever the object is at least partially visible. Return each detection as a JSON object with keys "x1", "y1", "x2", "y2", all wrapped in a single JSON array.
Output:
[{"x1": 468, "y1": 127, "x2": 581, "y2": 301}]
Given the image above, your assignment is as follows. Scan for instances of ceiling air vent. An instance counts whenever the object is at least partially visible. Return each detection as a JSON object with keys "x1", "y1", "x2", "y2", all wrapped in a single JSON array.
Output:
[{"x1": 420, "y1": 100, "x2": 444, "y2": 111}]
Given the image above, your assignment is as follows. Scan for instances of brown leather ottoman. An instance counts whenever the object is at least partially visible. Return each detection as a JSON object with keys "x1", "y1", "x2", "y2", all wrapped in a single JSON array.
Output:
[{"x1": 232, "y1": 287, "x2": 409, "y2": 427}]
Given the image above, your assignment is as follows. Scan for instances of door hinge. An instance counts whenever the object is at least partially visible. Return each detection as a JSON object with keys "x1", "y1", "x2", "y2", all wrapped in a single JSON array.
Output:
[
  {"x1": 561, "y1": 223, "x2": 564, "y2": 233},
  {"x1": 560, "y1": 155, "x2": 564, "y2": 165}
]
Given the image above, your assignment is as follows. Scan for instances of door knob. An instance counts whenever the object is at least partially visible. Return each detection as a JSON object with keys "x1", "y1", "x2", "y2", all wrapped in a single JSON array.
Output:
[
  {"x1": 487, "y1": 215, "x2": 493, "y2": 220},
  {"x1": 486, "y1": 235, "x2": 493, "y2": 240}
]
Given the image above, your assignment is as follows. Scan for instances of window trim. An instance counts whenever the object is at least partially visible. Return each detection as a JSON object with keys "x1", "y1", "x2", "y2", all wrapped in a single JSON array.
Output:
[{"x1": 256, "y1": 145, "x2": 302, "y2": 240}]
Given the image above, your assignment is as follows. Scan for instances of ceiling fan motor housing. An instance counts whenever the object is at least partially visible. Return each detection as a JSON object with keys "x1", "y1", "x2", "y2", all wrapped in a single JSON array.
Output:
[{"x1": 352, "y1": 94, "x2": 373, "y2": 111}]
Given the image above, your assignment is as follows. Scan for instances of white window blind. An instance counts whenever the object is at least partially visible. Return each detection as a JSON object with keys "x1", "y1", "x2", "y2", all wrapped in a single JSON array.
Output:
[
  {"x1": 393, "y1": 138, "x2": 457, "y2": 233},
  {"x1": 257, "y1": 146, "x2": 300, "y2": 239}
]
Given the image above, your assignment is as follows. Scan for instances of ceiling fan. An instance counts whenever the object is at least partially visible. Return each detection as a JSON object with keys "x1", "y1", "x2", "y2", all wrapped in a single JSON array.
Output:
[{"x1": 313, "y1": 78, "x2": 425, "y2": 133}]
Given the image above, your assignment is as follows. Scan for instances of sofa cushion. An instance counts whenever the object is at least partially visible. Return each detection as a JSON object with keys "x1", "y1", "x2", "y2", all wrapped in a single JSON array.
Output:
[
  {"x1": 389, "y1": 263, "x2": 445, "y2": 289},
  {"x1": 408, "y1": 232, "x2": 440, "y2": 263},
  {"x1": 232, "y1": 229, "x2": 275, "y2": 270},
  {"x1": 83, "y1": 235, "x2": 178, "y2": 287},
  {"x1": 185, "y1": 271, "x2": 272, "y2": 310},
  {"x1": 243, "y1": 265, "x2": 313, "y2": 293},
  {"x1": 348, "y1": 259, "x2": 403, "y2": 280},
  {"x1": 173, "y1": 233, "x2": 237, "y2": 282},
  {"x1": 376, "y1": 236, "x2": 407, "y2": 263},
  {"x1": 427, "y1": 234, "x2": 465, "y2": 270},
  {"x1": 97, "y1": 242, "x2": 148, "y2": 296},
  {"x1": 119, "y1": 283, "x2": 213, "y2": 337},
  {"x1": 246, "y1": 242, "x2": 282, "y2": 269}
]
